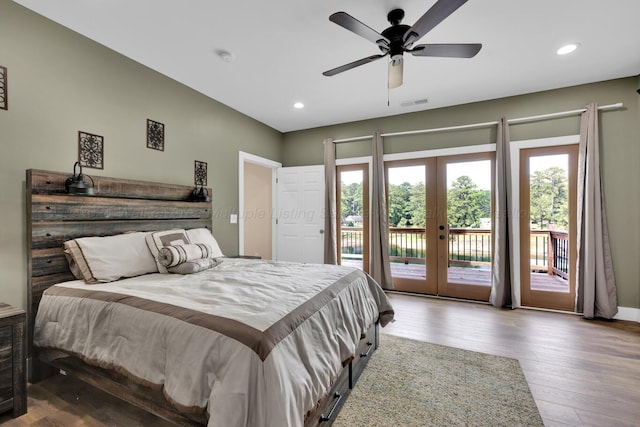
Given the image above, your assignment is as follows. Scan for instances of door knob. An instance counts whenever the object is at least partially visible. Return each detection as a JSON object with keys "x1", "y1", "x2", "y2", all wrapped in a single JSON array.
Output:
[
  {"x1": 319, "y1": 229, "x2": 324, "y2": 234},
  {"x1": 439, "y1": 235, "x2": 445, "y2": 240},
  {"x1": 439, "y1": 225, "x2": 445, "y2": 230}
]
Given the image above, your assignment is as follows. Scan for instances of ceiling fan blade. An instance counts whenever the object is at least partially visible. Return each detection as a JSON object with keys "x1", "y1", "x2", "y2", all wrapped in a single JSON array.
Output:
[
  {"x1": 410, "y1": 43, "x2": 482, "y2": 58},
  {"x1": 330, "y1": 12, "x2": 390, "y2": 47},
  {"x1": 323, "y1": 54, "x2": 387, "y2": 77},
  {"x1": 403, "y1": 0, "x2": 468, "y2": 47}
]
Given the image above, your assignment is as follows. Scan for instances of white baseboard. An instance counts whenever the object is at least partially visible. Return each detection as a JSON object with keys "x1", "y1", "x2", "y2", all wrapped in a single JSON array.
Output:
[
  {"x1": 615, "y1": 306, "x2": 640, "y2": 322},
  {"x1": 388, "y1": 291, "x2": 640, "y2": 323}
]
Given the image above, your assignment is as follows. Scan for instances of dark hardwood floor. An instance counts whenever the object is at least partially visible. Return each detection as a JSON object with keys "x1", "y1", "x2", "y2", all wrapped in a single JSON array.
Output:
[{"x1": 2, "y1": 293, "x2": 639, "y2": 426}]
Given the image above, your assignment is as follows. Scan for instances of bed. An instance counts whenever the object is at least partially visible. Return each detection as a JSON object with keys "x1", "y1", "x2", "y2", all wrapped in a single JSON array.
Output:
[{"x1": 26, "y1": 169, "x2": 394, "y2": 427}]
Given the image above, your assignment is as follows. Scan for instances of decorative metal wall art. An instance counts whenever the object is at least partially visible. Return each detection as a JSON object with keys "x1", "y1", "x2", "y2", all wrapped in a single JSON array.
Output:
[
  {"x1": 194, "y1": 160, "x2": 207, "y2": 186},
  {"x1": 0, "y1": 65, "x2": 7, "y2": 110},
  {"x1": 147, "y1": 119, "x2": 164, "y2": 151},
  {"x1": 78, "y1": 131, "x2": 104, "y2": 169}
]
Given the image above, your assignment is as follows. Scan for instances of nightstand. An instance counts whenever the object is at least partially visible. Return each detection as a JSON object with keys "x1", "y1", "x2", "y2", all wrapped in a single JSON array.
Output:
[{"x1": 0, "y1": 303, "x2": 27, "y2": 418}]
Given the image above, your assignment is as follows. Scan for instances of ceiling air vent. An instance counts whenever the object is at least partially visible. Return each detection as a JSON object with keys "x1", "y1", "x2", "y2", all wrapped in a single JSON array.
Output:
[{"x1": 400, "y1": 98, "x2": 429, "y2": 108}]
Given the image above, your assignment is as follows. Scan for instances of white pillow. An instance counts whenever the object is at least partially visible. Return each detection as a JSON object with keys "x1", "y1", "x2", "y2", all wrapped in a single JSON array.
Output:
[
  {"x1": 74, "y1": 232, "x2": 158, "y2": 282},
  {"x1": 186, "y1": 228, "x2": 224, "y2": 258}
]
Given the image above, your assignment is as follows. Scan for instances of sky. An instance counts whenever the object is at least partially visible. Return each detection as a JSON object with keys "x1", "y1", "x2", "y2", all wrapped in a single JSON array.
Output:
[
  {"x1": 340, "y1": 154, "x2": 568, "y2": 191},
  {"x1": 387, "y1": 161, "x2": 492, "y2": 190},
  {"x1": 529, "y1": 154, "x2": 568, "y2": 174}
]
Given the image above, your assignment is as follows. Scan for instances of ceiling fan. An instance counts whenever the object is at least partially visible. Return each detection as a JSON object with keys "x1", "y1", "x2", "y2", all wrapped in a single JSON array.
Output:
[{"x1": 323, "y1": 0, "x2": 481, "y2": 89}]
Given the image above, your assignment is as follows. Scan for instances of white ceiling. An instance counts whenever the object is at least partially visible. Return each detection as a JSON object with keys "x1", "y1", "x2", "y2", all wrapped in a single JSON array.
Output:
[{"x1": 14, "y1": 0, "x2": 640, "y2": 133}]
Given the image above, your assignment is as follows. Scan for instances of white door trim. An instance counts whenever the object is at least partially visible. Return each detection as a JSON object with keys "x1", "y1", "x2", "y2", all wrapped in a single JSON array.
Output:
[
  {"x1": 238, "y1": 151, "x2": 282, "y2": 258},
  {"x1": 383, "y1": 143, "x2": 496, "y2": 162}
]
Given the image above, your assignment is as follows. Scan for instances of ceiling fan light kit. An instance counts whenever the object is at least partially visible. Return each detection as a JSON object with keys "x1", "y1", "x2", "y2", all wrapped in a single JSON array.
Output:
[
  {"x1": 323, "y1": 0, "x2": 481, "y2": 89},
  {"x1": 388, "y1": 55, "x2": 403, "y2": 89}
]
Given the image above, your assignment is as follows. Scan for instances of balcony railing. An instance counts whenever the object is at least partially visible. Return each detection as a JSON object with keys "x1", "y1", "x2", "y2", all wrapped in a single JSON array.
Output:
[
  {"x1": 340, "y1": 226, "x2": 569, "y2": 277},
  {"x1": 448, "y1": 228, "x2": 491, "y2": 268},
  {"x1": 389, "y1": 227, "x2": 425, "y2": 264},
  {"x1": 530, "y1": 230, "x2": 569, "y2": 279}
]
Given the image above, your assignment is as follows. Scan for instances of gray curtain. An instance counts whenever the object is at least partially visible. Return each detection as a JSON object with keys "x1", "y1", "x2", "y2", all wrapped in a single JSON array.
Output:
[
  {"x1": 489, "y1": 117, "x2": 516, "y2": 308},
  {"x1": 576, "y1": 103, "x2": 618, "y2": 319},
  {"x1": 370, "y1": 132, "x2": 393, "y2": 289},
  {"x1": 323, "y1": 138, "x2": 338, "y2": 264}
]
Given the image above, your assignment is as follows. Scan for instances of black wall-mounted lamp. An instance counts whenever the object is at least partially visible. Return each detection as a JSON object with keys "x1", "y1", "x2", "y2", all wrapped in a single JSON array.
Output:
[
  {"x1": 190, "y1": 186, "x2": 210, "y2": 202},
  {"x1": 65, "y1": 161, "x2": 96, "y2": 196}
]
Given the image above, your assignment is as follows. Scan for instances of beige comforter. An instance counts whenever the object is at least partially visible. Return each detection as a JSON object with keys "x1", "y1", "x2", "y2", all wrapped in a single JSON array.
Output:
[{"x1": 34, "y1": 258, "x2": 394, "y2": 427}]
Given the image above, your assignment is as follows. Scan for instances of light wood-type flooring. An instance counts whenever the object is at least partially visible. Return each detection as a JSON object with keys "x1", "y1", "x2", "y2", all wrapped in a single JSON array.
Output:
[{"x1": 1, "y1": 293, "x2": 639, "y2": 426}]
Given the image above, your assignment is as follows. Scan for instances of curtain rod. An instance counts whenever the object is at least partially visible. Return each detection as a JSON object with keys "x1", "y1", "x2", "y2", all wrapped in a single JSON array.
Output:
[{"x1": 332, "y1": 102, "x2": 624, "y2": 143}]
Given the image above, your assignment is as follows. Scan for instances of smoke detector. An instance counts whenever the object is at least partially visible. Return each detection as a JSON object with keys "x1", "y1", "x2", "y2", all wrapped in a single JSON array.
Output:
[{"x1": 215, "y1": 49, "x2": 235, "y2": 63}]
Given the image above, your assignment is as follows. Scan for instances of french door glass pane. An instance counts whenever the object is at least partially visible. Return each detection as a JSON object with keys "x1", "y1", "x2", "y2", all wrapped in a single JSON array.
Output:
[
  {"x1": 528, "y1": 154, "x2": 570, "y2": 293},
  {"x1": 339, "y1": 170, "x2": 364, "y2": 270},
  {"x1": 445, "y1": 160, "x2": 492, "y2": 286},
  {"x1": 387, "y1": 165, "x2": 426, "y2": 279}
]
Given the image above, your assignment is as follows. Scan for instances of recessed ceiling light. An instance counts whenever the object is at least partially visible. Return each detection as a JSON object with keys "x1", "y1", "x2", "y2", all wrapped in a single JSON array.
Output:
[
  {"x1": 557, "y1": 43, "x2": 578, "y2": 55},
  {"x1": 293, "y1": 102, "x2": 304, "y2": 109}
]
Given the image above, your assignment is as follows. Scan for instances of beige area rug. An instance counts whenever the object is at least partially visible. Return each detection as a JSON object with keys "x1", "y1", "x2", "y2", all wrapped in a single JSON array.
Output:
[{"x1": 334, "y1": 334, "x2": 543, "y2": 427}]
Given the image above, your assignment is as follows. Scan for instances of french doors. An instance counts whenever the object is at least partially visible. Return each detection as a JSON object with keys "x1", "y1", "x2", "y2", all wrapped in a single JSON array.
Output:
[{"x1": 385, "y1": 153, "x2": 495, "y2": 301}]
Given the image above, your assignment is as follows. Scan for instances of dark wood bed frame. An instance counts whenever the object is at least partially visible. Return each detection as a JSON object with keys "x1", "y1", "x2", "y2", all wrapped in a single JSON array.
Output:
[{"x1": 26, "y1": 169, "x2": 378, "y2": 426}]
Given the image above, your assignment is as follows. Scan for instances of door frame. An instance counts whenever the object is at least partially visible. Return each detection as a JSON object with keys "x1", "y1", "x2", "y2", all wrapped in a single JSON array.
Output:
[
  {"x1": 509, "y1": 135, "x2": 580, "y2": 308},
  {"x1": 337, "y1": 157, "x2": 372, "y2": 271},
  {"x1": 336, "y1": 163, "x2": 371, "y2": 273},
  {"x1": 519, "y1": 144, "x2": 578, "y2": 311},
  {"x1": 436, "y1": 151, "x2": 495, "y2": 301},
  {"x1": 384, "y1": 157, "x2": 438, "y2": 294},
  {"x1": 238, "y1": 151, "x2": 282, "y2": 258}
]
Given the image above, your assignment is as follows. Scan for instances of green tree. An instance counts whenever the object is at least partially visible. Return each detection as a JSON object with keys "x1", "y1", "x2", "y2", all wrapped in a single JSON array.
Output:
[
  {"x1": 447, "y1": 176, "x2": 485, "y2": 228},
  {"x1": 340, "y1": 182, "x2": 363, "y2": 223},
  {"x1": 529, "y1": 167, "x2": 568, "y2": 229},
  {"x1": 407, "y1": 182, "x2": 426, "y2": 227},
  {"x1": 388, "y1": 182, "x2": 412, "y2": 227}
]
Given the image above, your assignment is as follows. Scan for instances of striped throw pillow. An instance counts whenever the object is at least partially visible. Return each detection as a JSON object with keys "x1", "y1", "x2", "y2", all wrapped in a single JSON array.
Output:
[{"x1": 158, "y1": 243, "x2": 214, "y2": 267}]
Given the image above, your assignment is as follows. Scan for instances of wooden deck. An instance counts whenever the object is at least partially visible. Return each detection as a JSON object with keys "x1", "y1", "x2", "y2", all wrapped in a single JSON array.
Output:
[{"x1": 341, "y1": 259, "x2": 569, "y2": 292}]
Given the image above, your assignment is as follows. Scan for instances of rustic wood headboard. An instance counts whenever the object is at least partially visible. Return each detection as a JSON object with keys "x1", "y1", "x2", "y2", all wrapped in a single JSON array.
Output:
[{"x1": 26, "y1": 169, "x2": 213, "y2": 360}]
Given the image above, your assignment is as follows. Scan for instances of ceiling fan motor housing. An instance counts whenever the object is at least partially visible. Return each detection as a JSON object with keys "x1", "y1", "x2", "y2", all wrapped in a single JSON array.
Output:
[
  {"x1": 381, "y1": 25, "x2": 410, "y2": 57},
  {"x1": 381, "y1": 9, "x2": 411, "y2": 57}
]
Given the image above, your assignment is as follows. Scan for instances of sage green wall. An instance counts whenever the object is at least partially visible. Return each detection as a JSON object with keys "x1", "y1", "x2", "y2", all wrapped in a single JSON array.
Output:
[
  {"x1": 0, "y1": 1, "x2": 282, "y2": 310},
  {"x1": 282, "y1": 78, "x2": 640, "y2": 309}
]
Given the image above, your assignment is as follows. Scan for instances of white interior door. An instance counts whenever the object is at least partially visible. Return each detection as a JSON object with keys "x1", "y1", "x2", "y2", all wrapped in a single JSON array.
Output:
[{"x1": 276, "y1": 165, "x2": 325, "y2": 263}]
